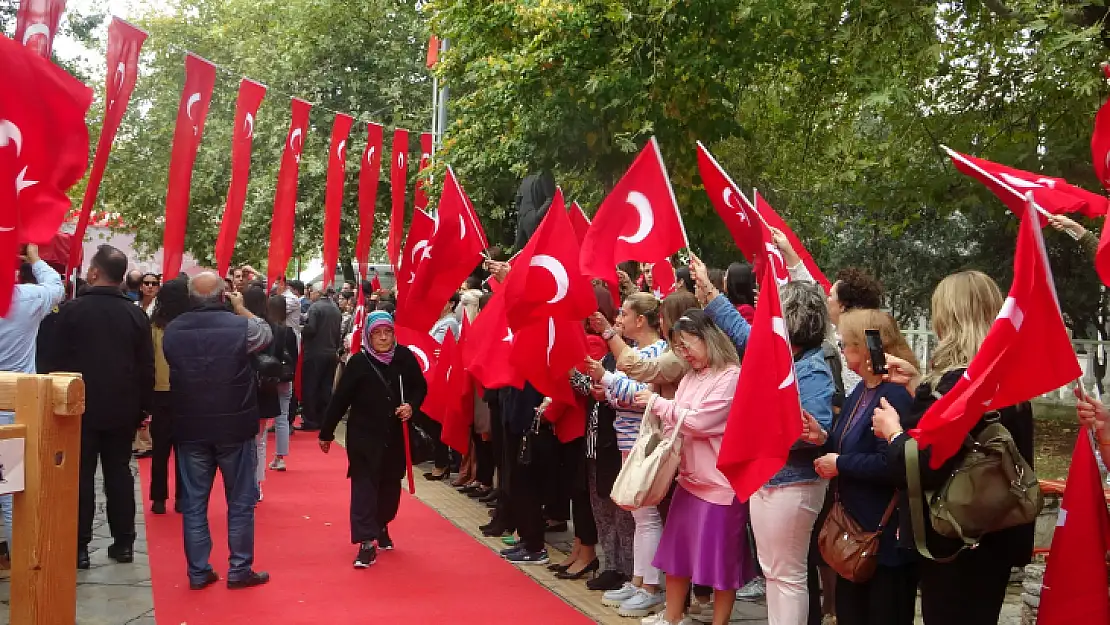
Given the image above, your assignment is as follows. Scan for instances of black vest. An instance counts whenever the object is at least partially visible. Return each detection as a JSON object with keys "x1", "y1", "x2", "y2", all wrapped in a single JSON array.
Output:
[{"x1": 163, "y1": 306, "x2": 259, "y2": 445}]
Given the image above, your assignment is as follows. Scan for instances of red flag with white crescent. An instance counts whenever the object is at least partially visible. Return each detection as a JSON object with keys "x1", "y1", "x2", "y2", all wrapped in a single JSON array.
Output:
[
  {"x1": 162, "y1": 53, "x2": 216, "y2": 280},
  {"x1": 214, "y1": 78, "x2": 266, "y2": 278},
  {"x1": 580, "y1": 137, "x2": 688, "y2": 294},
  {"x1": 510, "y1": 317, "x2": 587, "y2": 405},
  {"x1": 396, "y1": 208, "x2": 437, "y2": 313},
  {"x1": 1093, "y1": 71, "x2": 1110, "y2": 192},
  {"x1": 387, "y1": 128, "x2": 410, "y2": 270},
  {"x1": 69, "y1": 17, "x2": 146, "y2": 277},
  {"x1": 0, "y1": 33, "x2": 92, "y2": 314},
  {"x1": 717, "y1": 231, "x2": 801, "y2": 502},
  {"x1": 697, "y1": 141, "x2": 763, "y2": 262},
  {"x1": 414, "y1": 132, "x2": 433, "y2": 212},
  {"x1": 15, "y1": 0, "x2": 66, "y2": 58},
  {"x1": 569, "y1": 201, "x2": 590, "y2": 244},
  {"x1": 461, "y1": 291, "x2": 523, "y2": 390},
  {"x1": 395, "y1": 324, "x2": 440, "y2": 382},
  {"x1": 267, "y1": 98, "x2": 312, "y2": 286},
  {"x1": 356, "y1": 122, "x2": 384, "y2": 279},
  {"x1": 322, "y1": 113, "x2": 354, "y2": 289},
  {"x1": 753, "y1": 191, "x2": 830, "y2": 293},
  {"x1": 651, "y1": 260, "x2": 677, "y2": 299}
]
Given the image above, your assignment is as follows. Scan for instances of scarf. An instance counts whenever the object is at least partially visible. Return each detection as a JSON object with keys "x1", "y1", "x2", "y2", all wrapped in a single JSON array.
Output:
[{"x1": 362, "y1": 310, "x2": 396, "y2": 364}]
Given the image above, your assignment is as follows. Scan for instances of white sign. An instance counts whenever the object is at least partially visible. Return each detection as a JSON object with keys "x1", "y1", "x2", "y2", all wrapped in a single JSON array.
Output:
[{"x1": 0, "y1": 438, "x2": 26, "y2": 495}]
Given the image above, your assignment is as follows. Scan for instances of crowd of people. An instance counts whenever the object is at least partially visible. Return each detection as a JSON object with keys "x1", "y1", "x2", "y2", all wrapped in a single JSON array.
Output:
[{"x1": 0, "y1": 223, "x2": 1066, "y2": 625}]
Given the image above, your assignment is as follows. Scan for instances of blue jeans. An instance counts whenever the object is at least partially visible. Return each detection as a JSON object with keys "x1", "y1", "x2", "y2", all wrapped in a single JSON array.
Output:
[
  {"x1": 275, "y1": 382, "x2": 292, "y2": 457},
  {"x1": 177, "y1": 439, "x2": 258, "y2": 585}
]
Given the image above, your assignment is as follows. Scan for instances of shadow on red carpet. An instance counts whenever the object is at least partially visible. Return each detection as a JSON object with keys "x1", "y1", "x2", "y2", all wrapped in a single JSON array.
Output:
[{"x1": 138, "y1": 433, "x2": 593, "y2": 624}]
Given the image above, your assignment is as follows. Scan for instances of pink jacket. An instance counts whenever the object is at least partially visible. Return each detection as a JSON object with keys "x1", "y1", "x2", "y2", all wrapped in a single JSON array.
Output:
[{"x1": 650, "y1": 364, "x2": 740, "y2": 506}]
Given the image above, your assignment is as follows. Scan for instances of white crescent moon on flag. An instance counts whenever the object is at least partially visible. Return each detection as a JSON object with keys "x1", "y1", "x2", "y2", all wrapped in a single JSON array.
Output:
[
  {"x1": 186, "y1": 92, "x2": 201, "y2": 120},
  {"x1": 618, "y1": 191, "x2": 653, "y2": 244},
  {"x1": 723, "y1": 187, "x2": 749, "y2": 224},
  {"x1": 0, "y1": 120, "x2": 24, "y2": 156},
  {"x1": 530, "y1": 255, "x2": 569, "y2": 304},
  {"x1": 114, "y1": 62, "x2": 126, "y2": 93},
  {"x1": 771, "y1": 317, "x2": 795, "y2": 390},
  {"x1": 458, "y1": 214, "x2": 467, "y2": 240},
  {"x1": 546, "y1": 317, "x2": 556, "y2": 366},
  {"x1": 244, "y1": 113, "x2": 254, "y2": 138},
  {"x1": 366, "y1": 146, "x2": 376, "y2": 166},
  {"x1": 21, "y1": 23, "x2": 50, "y2": 46},
  {"x1": 337, "y1": 140, "x2": 346, "y2": 161},
  {"x1": 421, "y1": 152, "x2": 431, "y2": 166},
  {"x1": 431, "y1": 211, "x2": 440, "y2": 236},
  {"x1": 765, "y1": 242, "x2": 789, "y2": 286},
  {"x1": 397, "y1": 153, "x2": 406, "y2": 169},
  {"x1": 408, "y1": 345, "x2": 430, "y2": 373},
  {"x1": 411, "y1": 239, "x2": 430, "y2": 264}
]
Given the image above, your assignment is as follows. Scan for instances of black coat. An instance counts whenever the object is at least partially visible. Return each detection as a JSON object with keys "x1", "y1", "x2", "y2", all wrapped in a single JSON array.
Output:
[
  {"x1": 319, "y1": 345, "x2": 427, "y2": 480},
  {"x1": 50, "y1": 286, "x2": 154, "y2": 430},
  {"x1": 886, "y1": 369, "x2": 1035, "y2": 567},
  {"x1": 257, "y1": 323, "x2": 298, "y2": 419},
  {"x1": 594, "y1": 354, "x2": 623, "y2": 499}
]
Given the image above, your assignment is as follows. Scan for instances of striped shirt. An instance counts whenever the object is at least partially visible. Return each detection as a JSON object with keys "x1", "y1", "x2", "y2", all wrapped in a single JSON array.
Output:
[{"x1": 602, "y1": 339, "x2": 668, "y2": 451}]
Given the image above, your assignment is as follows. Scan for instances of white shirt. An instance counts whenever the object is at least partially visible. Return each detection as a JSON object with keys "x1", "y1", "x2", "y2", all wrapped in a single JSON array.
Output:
[{"x1": 0, "y1": 261, "x2": 65, "y2": 374}]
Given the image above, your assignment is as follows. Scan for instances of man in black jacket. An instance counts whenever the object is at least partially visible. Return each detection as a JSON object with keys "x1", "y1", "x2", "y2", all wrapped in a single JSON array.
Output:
[
  {"x1": 51, "y1": 245, "x2": 154, "y2": 569},
  {"x1": 163, "y1": 272, "x2": 272, "y2": 590},
  {"x1": 298, "y1": 288, "x2": 341, "y2": 431}
]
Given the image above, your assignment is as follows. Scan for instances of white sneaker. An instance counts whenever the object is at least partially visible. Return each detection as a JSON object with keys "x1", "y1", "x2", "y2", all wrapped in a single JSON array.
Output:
[
  {"x1": 257, "y1": 483, "x2": 263, "y2": 502},
  {"x1": 736, "y1": 576, "x2": 766, "y2": 601},
  {"x1": 619, "y1": 588, "x2": 665, "y2": 617},
  {"x1": 269, "y1": 457, "x2": 286, "y2": 471},
  {"x1": 602, "y1": 582, "x2": 638, "y2": 607},
  {"x1": 640, "y1": 613, "x2": 684, "y2": 625}
]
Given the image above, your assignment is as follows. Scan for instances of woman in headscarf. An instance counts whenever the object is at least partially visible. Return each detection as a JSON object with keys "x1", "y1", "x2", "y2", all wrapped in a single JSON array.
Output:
[{"x1": 319, "y1": 311, "x2": 427, "y2": 569}]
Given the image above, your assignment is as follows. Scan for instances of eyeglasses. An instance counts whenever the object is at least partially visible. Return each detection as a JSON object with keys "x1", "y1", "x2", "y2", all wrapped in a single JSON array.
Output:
[{"x1": 142, "y1": 281, "x2": 160, "y2": 287}]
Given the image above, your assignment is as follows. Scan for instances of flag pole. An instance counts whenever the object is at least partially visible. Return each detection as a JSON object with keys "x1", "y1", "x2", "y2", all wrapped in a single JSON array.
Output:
[
  {"x1": 750, "y1": 187, "x2": 773, "y2": 231},
  {"x1": 399, "y1": 375, "x2": 416, "y2": 495},
  {"x1": 941, "y1": 145, "x2": 1052, "y2": 218}
]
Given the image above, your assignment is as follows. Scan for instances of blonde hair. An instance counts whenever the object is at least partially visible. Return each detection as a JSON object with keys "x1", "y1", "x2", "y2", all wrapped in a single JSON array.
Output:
[
  {"x1": 624, "y1": 292, "x2": 662, "y2": 333},
  {"x1": 671, "y1": 309, "x2": 740, "y2": 370},
  {"x1": 926, "y1": 271, "x2": 1003, "y2": 386},
  {"x1": 838, "y1": 309, "x2": 919, "y2": 373}
]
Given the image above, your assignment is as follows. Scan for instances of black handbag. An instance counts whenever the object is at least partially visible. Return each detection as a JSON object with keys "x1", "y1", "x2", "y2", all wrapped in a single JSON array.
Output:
[
  {"x1": 361, "y1": 352, "x2": 434, "y2": 464},
  {"x1": 518, "y1": 412, "x2": 541, "y2": 466}
]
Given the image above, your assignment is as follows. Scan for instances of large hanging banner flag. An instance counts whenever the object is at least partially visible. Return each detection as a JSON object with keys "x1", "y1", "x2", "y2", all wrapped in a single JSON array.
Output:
[
  {"x1": 15, "y1": 0, "x2": 67, "y2": 58},
  {"x1": 356, "y1": 122, "x2": 384, "y2": 279},
  {"x1": 0, "y1": 33, "x2": 92, "y2": 316},
  {"x1": 414, "y1": 132, "x2": 433, "y2": 212},
  {"x1": 69, "y1": 17, "x2": 147, "y2": 277},
  {"x1": 322, "y1": 113, "x2": 354, "y2": 288},
  {"x1": 267, "y1": 97, "x2": 311, "y2": 286},
  {"x1": 162, "y1": 53, "x2": 216, "y2": 280},
  {"x1": 387, "y1": 128, "x2": 410, "y2": 269},
  {"x1": 214, "y1": 78, "x2": 266, "y2": 278}
]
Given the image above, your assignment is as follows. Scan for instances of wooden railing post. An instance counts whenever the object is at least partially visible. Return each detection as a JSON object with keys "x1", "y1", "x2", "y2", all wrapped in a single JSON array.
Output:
[{"x1": 0, "y1": 372, "x2": 85, "y2": 625}]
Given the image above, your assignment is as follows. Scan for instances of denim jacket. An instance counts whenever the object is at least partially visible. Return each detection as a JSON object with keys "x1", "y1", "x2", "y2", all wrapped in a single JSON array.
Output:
[{"x1": 704, "y1": 294, "x2": 835, "y2": 486}]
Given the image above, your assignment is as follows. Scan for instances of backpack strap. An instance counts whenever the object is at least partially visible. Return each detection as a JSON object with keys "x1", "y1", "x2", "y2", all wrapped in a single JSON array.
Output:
[{"x1": 905, "y1": 436, "x2": 967, "y2": 563}]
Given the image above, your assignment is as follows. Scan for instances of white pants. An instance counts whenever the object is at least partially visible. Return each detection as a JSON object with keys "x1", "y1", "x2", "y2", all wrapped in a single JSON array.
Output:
[
  {"x1": 631, "y1": 504, "x2": 663, "y2": 585},
  {"x1": 749, "y1": 480, "x2": 828, "y2": 625},
  {"x1": 255, "y1": 428, "x2": 267, "y2": 484}
]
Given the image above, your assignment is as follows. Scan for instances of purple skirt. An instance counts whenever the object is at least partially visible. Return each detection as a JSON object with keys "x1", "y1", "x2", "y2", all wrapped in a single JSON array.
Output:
[{"x1": 652, "y1": 484, "x2": 754, "y2": 591}]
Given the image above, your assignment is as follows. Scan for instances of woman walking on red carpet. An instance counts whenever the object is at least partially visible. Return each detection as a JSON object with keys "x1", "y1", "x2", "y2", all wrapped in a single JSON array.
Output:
[{"x1": 318, "y1": 311, "x2": 427, "y2": 568}]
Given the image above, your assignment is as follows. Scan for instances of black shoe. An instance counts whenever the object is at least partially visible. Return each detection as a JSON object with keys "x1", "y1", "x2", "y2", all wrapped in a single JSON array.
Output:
[
  {"x1": 77, "y1": 548, "x2": 90, "y2": 570},
  {"x1": 107, "y1": 544, "x2": 134, "y2": 564},
  {"x1": 587, "y1": 570, "x2": 627, "y2": 592},
  {"x1": 556, "y1": 558, "x2": 600, "y2": 580},
  {"x1": 423, "y1": 469, "x2": 450, "y2": 481},
  {"x1": 547, "y1": 561, "x2": 571, "y2": 573},
  {"x1": 353, "y1": 544, "x2": 377, "y2": 569},
  {"x1": 477, "y1": 489, "x2": 500, "y2": 503},
  {"x1": 544, "y1": 521, "x2": 569, "y2": 533},
  {"x1": 481, "y1": 523, "x2": 509, "y2": 537},
  {"x1": 133, "y1": 450, "x2": 153, "y2": 459},
  {"x1": 151, "y1": 501, "x2": 167, "y2": 515},
  {"x1": 468, "y1": 486, "x2": 494, "y2": 499},
  {"x1": 458, "y1": 483, "x2": 482, "y2": 494},
  {"x1": 227, "y1": 570, "x2": 270, "y2": 589},
  {"x1": 378, "y1": 527, "x2": 394, "y2": 551},
  {"x1": 189, "y1": 570, "x2": 220, "y2": 590}
]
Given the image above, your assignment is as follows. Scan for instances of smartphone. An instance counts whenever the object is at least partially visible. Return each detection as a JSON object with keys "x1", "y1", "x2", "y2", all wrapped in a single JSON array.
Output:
[{"x1": 864, "y1": 329, "x2": 888, "y2": 375}]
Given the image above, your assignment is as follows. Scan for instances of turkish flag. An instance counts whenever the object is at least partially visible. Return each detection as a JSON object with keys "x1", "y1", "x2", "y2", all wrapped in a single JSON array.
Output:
[
  {"x1": 580, "y1": 137, "x2": 688, "y2": 293},
  {"x1": 440, "y1": 314, "x2": 476, "y2": 453},
  {"x1": 569, "y1": 201, "x2": 590, "y2": 244},
  {"x1": 754, "y1": 191, "x2": 831, "y2": 293},
  {"x1": 697, "y1": 142, "x2": 763, "y2": 263},
  {"x1": 651, "y1": 261, "x2": 677, "y2": 299},
  {"x1": 386, "y1": 128, "x2": 410, "y2": 270},
  {"x1": 322, "y1": 113, "x2": 354, "y2": 289},
  {"x1": 1038, "y1": 430, "x2": 1110, "y2": 625},
  {"x1": 414, "y1": 132, "x2": 433, "y2": 212},
  {"x1": 356, "y1": 122, "x2": 384, "y2": 280},
  {"x1": 717, "y1": 242, "x2": 802, "y2": 502},
  {"x1": 947, "y1": 147, "x2": 1109, "y2": 220},
  {"x1": 402, "y1": 169, "x2": 485, "y2": 333},
  {"x1": 370, "y1": 273, "x2": 381, "y2": 292},
  {"x1": 266, "y1": 98, "x2": 311, "y2": 287},
  {"x1": 502, "y1": 188, "x2": 596, "y2": 329},
  {"x1": 162, "y1": 53, "x2": 216, "y2": 280},
  {"x1": 460, "y1": 182, "x2": 490, "y2": 250},
  {"x1": 461, "y1": 290, "x2": 523, "y2": 390},
  {"x1": 349, "y1": 294, "x2": 366, "y2": 353},
  {"x1": 911, "y1": 197, "x2": 1082, "y2": 466},
  {"x1": 15, "y1": 0, "x2": 66, "y2": 58},
  {"x1": 395, "y1": 208, "x2": 436, "y2": 313},
  {"x1": 511, "y1": 317, "x2": 587, "y2": 405},
  {"x1": 69, "y1": 17, "x2": 146, "y2": 277},
  {"x1": 422, "y1": 328, "x2": 458, "y2": 424},
  {"x1": 1093, "y1": 84, "x2": 1110, "y2": 192},
  {"x1": 214, "y1": 78, "x2": 266, "y2": 278},
  {"x1": 395, "y1": 324, "x2": 440, "y2": 382}
]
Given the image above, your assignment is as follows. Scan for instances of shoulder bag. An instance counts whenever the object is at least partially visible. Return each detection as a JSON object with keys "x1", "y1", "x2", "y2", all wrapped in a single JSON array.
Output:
[
  {"x1": 610, "y1": 395, "x2": 685, "y2": 511},
  {"x1": 360, "y1": 352, "x2": 435, "y2": 465},
  {"x1": 818, "y1": 387, "x2": 898, "y2": 583}
]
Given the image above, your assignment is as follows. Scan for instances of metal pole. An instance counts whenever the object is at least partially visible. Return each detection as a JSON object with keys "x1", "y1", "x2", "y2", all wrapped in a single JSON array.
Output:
[{"x1": 436, "y1": 39, "x2": 449, "y2": 152}]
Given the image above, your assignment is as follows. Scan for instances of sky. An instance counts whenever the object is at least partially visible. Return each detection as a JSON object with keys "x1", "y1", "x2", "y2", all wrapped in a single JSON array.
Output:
[{"x1": 52, "y1": 0, "x2": 169, "y2": 73}]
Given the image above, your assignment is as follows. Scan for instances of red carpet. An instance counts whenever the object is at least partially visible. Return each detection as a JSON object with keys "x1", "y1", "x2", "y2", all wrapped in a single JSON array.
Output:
[{"x1": 138, "y1": 433, "x2": 593, "y2": 625}]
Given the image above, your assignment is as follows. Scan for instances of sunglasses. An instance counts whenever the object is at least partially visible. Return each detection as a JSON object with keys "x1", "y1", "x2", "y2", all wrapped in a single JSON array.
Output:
[{"x1": 142, "y1": 281, "x2": 160, "y2": 287}]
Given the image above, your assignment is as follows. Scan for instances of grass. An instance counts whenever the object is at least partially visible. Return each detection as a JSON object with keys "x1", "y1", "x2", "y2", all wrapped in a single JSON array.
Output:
[{"x1": 1032, "y1": 400, "x2": 1083, "y2": 481}]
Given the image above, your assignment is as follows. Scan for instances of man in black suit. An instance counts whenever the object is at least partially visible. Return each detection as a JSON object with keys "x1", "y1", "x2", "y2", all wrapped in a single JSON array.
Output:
[{"x1": 52, "y1": 245, "x2": 154, "y2": 569}]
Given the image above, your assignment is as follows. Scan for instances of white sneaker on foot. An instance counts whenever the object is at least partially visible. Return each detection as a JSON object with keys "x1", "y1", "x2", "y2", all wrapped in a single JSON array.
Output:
[
  {"x1": 619, "y1": 588, "x2": 665, "y2": 618},
  {"x1": 269, "y1": 457, "x2": 286, "y2": 471},
  {"x1": 737, "y1": 576, "x2": 766, "y2": 601},
  {"x1": 602, "y1": 582, "x2": 638, "y2": 607}
]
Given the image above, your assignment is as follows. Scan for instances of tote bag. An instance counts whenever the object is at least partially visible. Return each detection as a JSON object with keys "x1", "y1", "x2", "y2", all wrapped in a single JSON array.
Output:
[{"x1": 610, "y1": 396, "x2": 685, "y2": 511}]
